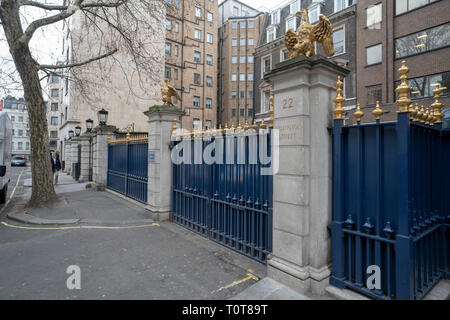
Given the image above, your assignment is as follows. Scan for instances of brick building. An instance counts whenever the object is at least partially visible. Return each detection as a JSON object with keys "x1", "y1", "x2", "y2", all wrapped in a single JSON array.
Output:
[
  {"x1": 45, "y1": 73, "x2": 61, "y2": 152},
  {"x1": 355, "y1": 0, "x2": 449, "y2": 123},
  {"x1": 253, "y1": 0, "x2": 358, "y2": 124},
  {"x1": 165, "y1": 0, "x2": 219, "y2": 130},
  {"x1": 217, "y1": 0, "x2": 264, "y2": 125}
]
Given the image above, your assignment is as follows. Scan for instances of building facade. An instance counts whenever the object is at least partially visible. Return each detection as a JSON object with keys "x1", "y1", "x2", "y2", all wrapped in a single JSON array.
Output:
[
  {"x1": 253, "y1": 0, "x2": 358, "y2": 124},
  {"x1": 164, "y1": 0, "x2": 219, "y2": 130},
  {"x1": 217, "y1": 0, "x2": 264, "y2": 125},
  {"x1": 355, "y1": 0, "x2": 449, "y2": 122},
  {"x1": 45, "y1": 74, "x2": 61, "y2": 153},
  {"x1": 0, "y1": 96, "x2": 31, "y2": 159}
]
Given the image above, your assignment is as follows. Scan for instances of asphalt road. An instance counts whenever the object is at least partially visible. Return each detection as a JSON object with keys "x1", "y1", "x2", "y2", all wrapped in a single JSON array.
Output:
[
  {"x1": 0, "y1": 167, "x2": 266, "y2": 300},
  {"x1": 0, "y1": 165, "x2": 30, "y2": 218}
]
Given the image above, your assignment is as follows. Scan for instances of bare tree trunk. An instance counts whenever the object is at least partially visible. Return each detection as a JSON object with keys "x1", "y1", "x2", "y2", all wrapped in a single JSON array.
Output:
[{"x1": 0, "y1": 1, "x2": 56, "y2": 207}]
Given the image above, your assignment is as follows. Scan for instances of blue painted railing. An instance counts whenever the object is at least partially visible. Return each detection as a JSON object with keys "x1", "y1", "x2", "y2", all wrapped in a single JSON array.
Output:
[
  {"x1": 107, "y1": 141, "x2": 148, "y2": 204},
  {"x1": 171, "y1": 129, "x2": 273, "y2": 263},
  {"x1": 330, "y1": 113, "x2": 449, "y2": 300}
]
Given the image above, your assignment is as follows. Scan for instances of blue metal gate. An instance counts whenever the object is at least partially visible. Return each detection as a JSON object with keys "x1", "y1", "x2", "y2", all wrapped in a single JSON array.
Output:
[
  {"x1": 107, "y1": 138, "x2": 148, "y2": 204},
  {"x1": 171, "y1": 125, "x2": 273, "y2": 263},
  {"x1": 330, "y1": 63, "x2": 449, "y2": 300}
]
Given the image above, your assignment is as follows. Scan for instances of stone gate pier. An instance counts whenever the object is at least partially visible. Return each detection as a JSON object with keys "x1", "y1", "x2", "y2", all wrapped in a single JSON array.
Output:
[{"x1": 264, "y1": 55, "x2": 349, "y2": 295}]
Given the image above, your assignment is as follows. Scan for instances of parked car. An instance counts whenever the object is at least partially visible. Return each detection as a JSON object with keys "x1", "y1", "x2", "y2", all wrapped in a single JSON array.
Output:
[{"x1": 11, "y1": 156, "x2": 26, "y2": 167}]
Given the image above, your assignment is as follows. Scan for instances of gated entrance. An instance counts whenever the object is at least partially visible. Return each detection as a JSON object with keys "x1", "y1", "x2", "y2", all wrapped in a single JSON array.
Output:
[
  {"x1": 107, "y1": 133, "x2": 148, "y2": 204},
  {"x1": 171, "y1": 124, "x2": 274, "y2": 263},
  {"x1": 330, "y1": 63, "x2": 450, "y2": 300}
]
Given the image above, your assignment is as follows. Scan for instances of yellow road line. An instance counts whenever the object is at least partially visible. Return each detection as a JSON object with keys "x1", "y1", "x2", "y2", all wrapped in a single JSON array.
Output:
[
  {"x1": 216, "y1": 269, "x2": 259, "y2": 293},
  {"x1": 0, "y1": 168, "x2": 25, "y2": 215},
  {"x1": 0, "y1": 221, "x2": 160, "y2": 231}
]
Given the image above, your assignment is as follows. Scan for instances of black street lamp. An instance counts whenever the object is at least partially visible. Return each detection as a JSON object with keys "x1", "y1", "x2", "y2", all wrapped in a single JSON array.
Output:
[
  {"x1": 97, "y1": 109, "x2": 108, "y2": 126},
  {"x1": 75, "y1": 126, "x2": 82, "y2": 136},
  {"x1": 86, "y1": 118, "x2": 94, "y2": 132},
  {"x1": 68, "y1": 130, "x2": 74, "y2": 139}
]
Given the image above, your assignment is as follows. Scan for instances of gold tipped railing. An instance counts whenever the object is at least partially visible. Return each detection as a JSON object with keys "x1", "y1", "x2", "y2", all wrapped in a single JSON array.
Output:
[
  {"x1": 395, "y1": 61, "x2": 412, "y2": 114},
  {"x1": 372, "y1": 101, "x2": 384, "y2": 121},
  {"x1": 333, "y1": 76, "x2": 345, "y2": 120},
  {"x1": 430, "y1": 84, "x2": 446, "y2": 124},
  {"x1": 353, "y1": 103, "x2": 364, "y2": 123}
]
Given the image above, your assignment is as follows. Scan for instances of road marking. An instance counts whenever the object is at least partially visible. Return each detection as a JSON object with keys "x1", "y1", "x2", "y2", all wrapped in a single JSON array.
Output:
[
  {"x1": 0, "y1": 221, "x2": 160, "y2": 231},
  {"x1": 0, "y1": 168, "x2": 26, "y2": 215},
  {"x1": 215, "y1": 269, "x2": 259, "y2": 293}
]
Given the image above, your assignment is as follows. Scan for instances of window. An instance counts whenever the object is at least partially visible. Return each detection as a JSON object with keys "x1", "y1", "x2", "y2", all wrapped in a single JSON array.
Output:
[
  {"x1": 395, "y1": 23, "x2": 450, "y2": 59},
  {"x1": 50, "y1": 131, "x2": 58, "y2": 138},
  {"x1": 240, "y1": 109, "x2": 245, "y2": 117},
  {"x1": 334, "y1": 0, "x2": 349, "y2": 13},
  {"x1": 367, "y1": 3, "x2": 382, "y2": 28},
  {"x1": 240, "y1": 91, "x2": 245, "y2": 99},
  {"x1": 233, "y1": 6, "x2": 239, "y2": 16},
  {"x1": 270, "y1": 10, "x2": 280, "y2": 25},
  {"x1": 193, "y1": 96, "x2": 200, "y2": 107},
  {"x1": 267, "y1": 26, "x2": 277, "y2": 42},
  {"x1": 12, "y1": 129, "x2": 14, "y2": 136},
  {"x1": 174, "y1": 45, "x2": 179, "y2": 56},
  {"x1": 205, "y1": 120, "x2": 212, "y2": 129},
  {"x1": 243, "y1": 10, "x2": 249, "y2": 16},
  {"x1": 281, "y1": 49, "x2": 289, "y2": 62},
  {"x1": 18, "y1": 116, "x2": 23, "y2": 123},
  {"x1": 240, "y1": 21, "x2": 246, "y2": 29},
  {"x1": 207, "y1": 12, "x2": 213, "y2": 22},
  {"x1": 194, "y1": 73, "x2": 201, "y2": 85},
  {"x1": 51, "y1": 75, "x2": 59, "y2": 83},
  {"x1": 248, "y1": 56, "x2": 254, "y2": 63},
  {"x1": 367, "y1": 85, "x2": 382, "y2": 105},
  {"x1": 51, "y1": 103, "x2": 58, "y2": 111},
  {"x1": 175, "y1": 22, "x2": 179, "y2": 32},
  {"x1": 248, "y1": 73, "x2": 254, "y2": 81},
  {"x1": 195, "y1": 7, "x2": 202, "y2": 18},
  {"x1": 194, "y1": 51, "x2": 201, "y2": 62},
  {"x1": 263, "y1": 91, "x2": 271, "y2": 113},
  {"x1": 51, "y1": 89, "x2": 59, "y2": 97},
  {"x1": 248, "y1": 109, "x2": 253, "y2": 117},
  {"x1": 232, "y1": 56, "x2": 237, "y2": 64},
  {"x1": 248, "y1": 38, "x2": 254, "y2": 46},
  {"x1": 309, "y1": 5, "x2": 320, "y2": 23},
  {"x1": 166, "y1": 19, "x2": 172, "y2": 30},
  {"x1": 366, "y1": 44, "x2": 382, "y2": 65},
  {"x1": 395, "y1": 0, "x2": 439, "y2": 16},
  {"x1": 51, "y1": 117, "x2": 59, "y2": 125},
  {"x1": 11, "y1": 116, "x2": 15, "y2": 122},
  {"x1": 206, "y1": 54, "x2": 213, "y2": 65},
  {"x1": 18, "y1": 129, "x2": 23, "y2": 136},
  {"x1": 18, "y1": 142, "x2": 23, "y2": 151},
  {"x1": 194, "y1": 29, "x2": 201, "y2": 40},
  {"x1": 395, "y1": 71, "x2": 449, "y2": 100},
  {"x1": 165, "y1": 0, "x2": 172, "y2": 5},
  {"x1": 206, "y1": 76, "x2": 213, "y2": 87},
  {"x1": 26, "y1": 142, "x2": 30, "y2": 150},
  {"x1": 232, "y1": 91, "x2": 237, "y2": 99},
  {"x1": 240, "y1": 56, "x2": 245, "y2": 64},
  {"x1": 333, "y1": 28, "x2": 345, "y2": 55},
  {"x1": 206, "y1": 98, "x2": 212, "y2": 109},
  {"x1": 232, "y1": 21, "x2": 238, "y2": 29},
  {"x1": 240, "y1": 38, "x2": 246, "y2": 46},
  {"x1": 232, "y1": 74, "x2": 237, "y2": 82},
  {"x1": 262, "y1": 55, "x2": 271, "y2": 76},
  {"x1": 248, "y1": 91, "x2": 253, "y2": 99},
  {"x1": 240, "y1": 73, "x2": 245, "y2": 81},
  {"x1": 174, "y1": 69, "x2": 178, "y2": 80},
  {"x1": 193, "y1": 119, "x2": 201, "y2": 130},
  {"x1": 165, "y1": 67, "x2": 171, "y2": 79},
  {"x1": 232, "y1": 38, "x2": 237, "y2": 46},
  {"x1": 232, "y1": 109, "x2": 237, "y2": 117},
  {"x1": 290, "y1": 0, "x2": 301, "y2": 14},
  {"x1": 207, "y1": 33, "x2": 213, "y2": 44},
  {"x1": 248, "y1": 20, "x2": 254, "y2": 28},
  {"x1": 286, "y1": 15, "x2": 298, "y2": 31},
  {"x1": 165, "y1": 43, "x2": 171, "y2": 54}
]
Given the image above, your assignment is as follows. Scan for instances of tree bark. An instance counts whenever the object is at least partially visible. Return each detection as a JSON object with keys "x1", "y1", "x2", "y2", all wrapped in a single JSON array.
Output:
[{"x1": 0, "y1": 0, "x2": 56, "y2": 207}]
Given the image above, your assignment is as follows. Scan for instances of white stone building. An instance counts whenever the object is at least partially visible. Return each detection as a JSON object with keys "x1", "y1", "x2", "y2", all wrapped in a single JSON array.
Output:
[{"x1": 45, "y1": 73, "x2": 62, "y2": 153}]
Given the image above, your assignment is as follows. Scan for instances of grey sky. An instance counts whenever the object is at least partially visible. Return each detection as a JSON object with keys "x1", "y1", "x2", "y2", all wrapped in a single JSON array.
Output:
[{"x1": 219, "y1": 0, "x2": 289, "y2": 12}]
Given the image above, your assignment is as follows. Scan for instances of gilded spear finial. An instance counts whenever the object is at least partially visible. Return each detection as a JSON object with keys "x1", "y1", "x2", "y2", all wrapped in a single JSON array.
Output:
[
  {"x1": 126, "y1": 127, "x2": 131, "y2": 141},
  {"x1": 172, "y1": 117, "x2": 178, "y2": 133},
  {"x1": 333, "y1": 76, "x2": 345, "y2": 120},
  {"x1": 395, "y1": 61, "x2": 412, "y2": 113},
  {"x1": 408, "y1": 103, "x2": 417, "y2": 120},
  {"x1": 354, "y1": 103, "x2": 364, "y2": 123},
  {"x1": 372, "y1": 101, "x2": 384, "y2": 121},
  {"x1": 252, "y1": 120, "x2": 258, "y2": 130},
  {"x1": 269, "y1": 96, "x2": 274, "y2": 127},
  {"x1": 244, "y1": 121, "x2": 250, "y2": 131},
  {"x1": 424, "y1": 107, "x2": 431, "y2": 125},
  {"x1": 260, "y1": 119, "x2": 267, "y2": 129},
  {"x1": 431, "y1": 84, "x2": 447, "y2": 124},
  {"x1": 413, "y1": 104, "x2": 420, "y2": 122},
  {"x1": 418, "y1": 105, "x2": 425, "y2": 123}
]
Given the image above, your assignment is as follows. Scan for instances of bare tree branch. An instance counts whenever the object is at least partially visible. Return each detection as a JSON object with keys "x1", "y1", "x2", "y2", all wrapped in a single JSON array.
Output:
[{"x1": 38, "y1": 48, "x2": 118, "y2": 70}]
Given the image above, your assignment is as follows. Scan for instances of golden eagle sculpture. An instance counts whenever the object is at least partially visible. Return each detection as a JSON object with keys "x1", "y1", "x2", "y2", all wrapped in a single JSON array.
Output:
[
  {"x1": 161, "y1": 80, "x2": 181, "y2": 106},
  {"x1": 285, "y1": 9, "x2": 335, "y2": 58}
]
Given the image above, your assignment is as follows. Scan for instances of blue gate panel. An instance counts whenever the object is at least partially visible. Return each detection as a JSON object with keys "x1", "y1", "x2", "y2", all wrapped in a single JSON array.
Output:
[{"x1": 107, "y1": 141, "x2": 148, "y2": 204}]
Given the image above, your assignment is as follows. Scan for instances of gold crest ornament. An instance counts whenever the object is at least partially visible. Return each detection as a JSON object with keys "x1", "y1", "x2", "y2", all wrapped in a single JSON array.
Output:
[
  {"x1": 285, "y1": 9, "x2": 335, "y2": 58},
  {"x1": 161, "y1": 80, "x2": 181, "y2": 106}
]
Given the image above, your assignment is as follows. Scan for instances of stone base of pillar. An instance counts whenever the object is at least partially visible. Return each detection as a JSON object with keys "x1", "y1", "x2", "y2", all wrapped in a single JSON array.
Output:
[
  {"x1": 145, "y1": 206, "x2": 170, "y2": 222},
  {"x1": 267, "y1": 256, "x2": 331, "y2": 295}
]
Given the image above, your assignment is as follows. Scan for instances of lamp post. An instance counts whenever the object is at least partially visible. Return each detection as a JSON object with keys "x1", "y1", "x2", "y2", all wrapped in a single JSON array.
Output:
[
  {"x1": 68, "y1": 130, "x2": 74, "y2": 139},
  {"x1": 75, "y1": 126, "x2": 82, "y2": 137},
  {"x1": 86, "y1": 118, "x2": 94, "y2": 132},
  {"x1": 97, "y1": 109, "x2": 108, "y2": 126}
]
